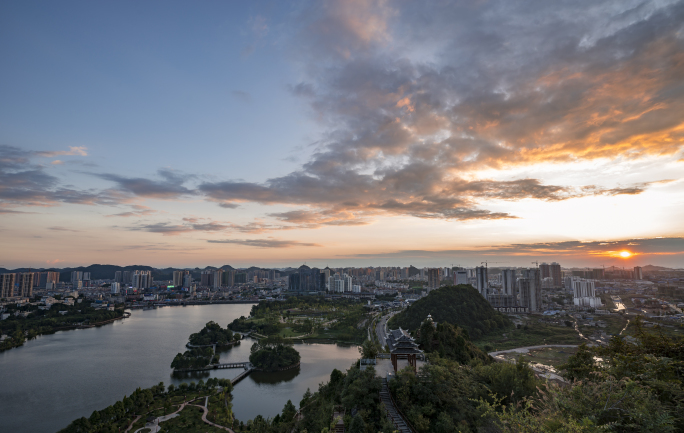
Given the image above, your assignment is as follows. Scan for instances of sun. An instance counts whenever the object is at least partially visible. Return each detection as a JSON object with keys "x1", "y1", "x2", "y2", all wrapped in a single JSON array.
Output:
[{"x1": 619, "y1": 250, "x2": 632, "y2": 258}]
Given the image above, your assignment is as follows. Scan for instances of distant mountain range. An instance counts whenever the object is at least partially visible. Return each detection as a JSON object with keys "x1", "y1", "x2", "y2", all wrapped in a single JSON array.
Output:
[{"x1": 0, "y1": 263, "x2": 297, "y2": 281}]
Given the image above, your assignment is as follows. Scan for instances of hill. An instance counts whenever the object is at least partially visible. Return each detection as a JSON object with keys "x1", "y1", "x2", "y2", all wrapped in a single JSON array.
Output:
[{"x1": 389, "y1": 285, "x2": 512, "y2": 340}]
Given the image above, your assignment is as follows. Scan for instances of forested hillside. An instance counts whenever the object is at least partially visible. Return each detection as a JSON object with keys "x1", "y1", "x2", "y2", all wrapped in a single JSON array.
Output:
[{"x1": 389, "y1": 285, "x2": 511, "y2": 339}]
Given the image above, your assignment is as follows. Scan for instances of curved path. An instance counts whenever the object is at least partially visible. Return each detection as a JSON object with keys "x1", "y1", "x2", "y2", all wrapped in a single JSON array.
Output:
[
  {"x1": 124, "y1": 415, "x2": 141, "y2": 432},
  {"x1": 190, "y1": 399, "x2": 236, "y2": 433}
]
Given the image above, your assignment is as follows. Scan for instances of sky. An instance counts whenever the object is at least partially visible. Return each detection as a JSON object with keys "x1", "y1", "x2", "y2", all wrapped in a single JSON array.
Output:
[{"x1": 1, "y1": 0, "x2": 683, "y2": 269}]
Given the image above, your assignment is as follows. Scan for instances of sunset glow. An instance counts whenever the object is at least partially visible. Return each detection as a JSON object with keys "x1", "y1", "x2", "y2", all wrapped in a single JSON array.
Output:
[{"x1": 0, "y1": 1, "x2": 683, "y2": 268}]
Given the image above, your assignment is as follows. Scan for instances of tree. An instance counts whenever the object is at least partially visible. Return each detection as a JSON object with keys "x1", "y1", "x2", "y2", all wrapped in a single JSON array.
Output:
[
  {"x1": 358, "y1": 339, "x2": 379, "y2": 359},
  {"x1": 281, "y1": 399, "x2": 297, "y2": 423},
  {"x1": 348, "y1": 414, "x2": 366, "y2": 433}
]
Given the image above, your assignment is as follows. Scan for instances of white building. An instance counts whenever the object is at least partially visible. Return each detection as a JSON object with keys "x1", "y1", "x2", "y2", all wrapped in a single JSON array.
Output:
[
  {"x1": 111, "y1": 282, "x2": 120, "y2": 294},
  {"x1": 566, "y1": 277, "x2": 602, "y2": 308}
]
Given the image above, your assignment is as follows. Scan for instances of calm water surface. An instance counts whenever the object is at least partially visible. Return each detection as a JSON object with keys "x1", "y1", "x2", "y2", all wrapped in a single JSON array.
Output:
[{"x1": 0, "y1": 304, "x2": 359, "y2": 432}]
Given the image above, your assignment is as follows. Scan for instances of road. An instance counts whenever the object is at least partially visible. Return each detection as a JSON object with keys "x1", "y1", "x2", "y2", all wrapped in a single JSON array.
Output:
[{"x1": 375, "y1": 311, "x2": 398, "y2": 349}]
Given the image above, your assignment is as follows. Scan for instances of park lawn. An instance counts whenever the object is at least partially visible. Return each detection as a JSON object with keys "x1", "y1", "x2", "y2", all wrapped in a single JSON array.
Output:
[
  {"x1": 475, "y1": 319, "x2": 583, "y2": 351},
  {"x1": 278, "y1": 327, "x2": 300, "y2": 338},
  {"x1": 304, "y1": 326, "x2": 365, "y2": 344}
]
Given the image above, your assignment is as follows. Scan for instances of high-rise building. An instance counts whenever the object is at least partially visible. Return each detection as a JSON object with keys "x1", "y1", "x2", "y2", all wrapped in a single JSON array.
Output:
[
  {"x1": 111, "y1": 282, "x2": 121, "y2": 294},
  {"x1": 453, "y1": 270, "x2": 468, "y2": 285},
  {"x1": 427, "y1": 268, "x2": 440, "y2": 291},
  {"x1": 540, "y1": 262, "x2": 562, "y2": 288},
  {"x1": 132, "y1": 270, "x2": 152, "y2": 289},
  {"x1": 224, "y1": 270, "x2": 236, "y2": 287},
  {"x1": 200, "y1": 270, "x2": 212, "y2": 287},
  {"x1": 235, "y1": 273, "x2": 247, "y2": 284},
  {"x1": 520, "y1": 268, "x2": 542, "y2": 312},
  {"x1": 322, "y1": 269, "x2": 331, "y2": 289},
  {"x1": 501, "y1": 269, "x2": 517, "y2": 297},
  {"x1": 35, "y1": 271, "x2": 59, "y2": 288},
  {"x1": 71, "y1": 271, "x2": 83, "y2": 287},
  {"x1": 213, "y1": 270, "x2": 223, "y2": 289},
  {"x1": 475, "y1": 266, "x2": 488, "y2": 296},
  {"x1": 1, "y1": 273, "x2": 17, "y2": 298},
  {"x1": 122, "y1": 271, "x2": 132, "y2": 285},
  {"x1": 173, "y1": 270, "x2": 188, "y2": 287},
  {"x1": 633, "y1": 266, "x2": 643, "y2": 280},
  {"x1": 114, "y1": 271, "x2": 122, "y2": 283},
  {"x1": 566, "y1": 277, "x2": 602, "y2": 308},
  {"x1": 183, "y1": 274, "x2": 193, "y2": 289},
  {"x1": 328, "y1": 273, "x2": 353, "y2": 293},
  {"x1": 17, "y1": 273, "x2": 34, "y2": 297},
  {"x1": 592, "y1": 268, "x2": 605, "y2": 280}
]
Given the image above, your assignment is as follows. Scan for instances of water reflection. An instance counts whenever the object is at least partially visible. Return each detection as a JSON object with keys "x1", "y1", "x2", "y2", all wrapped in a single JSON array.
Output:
[
  {"x1": 0, "y1": 305, "x2": 359, "y2": 432},
  {"x1": 172, "y1": 370, "x2": 212, "y2": 381},
  {"x1": 250, "y1": 366, "x2": 300, "y2": 385}
]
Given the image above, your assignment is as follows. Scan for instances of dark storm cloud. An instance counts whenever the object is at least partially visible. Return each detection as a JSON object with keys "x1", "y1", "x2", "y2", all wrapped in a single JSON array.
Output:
[{"x1": 208, "y1": 238, "x2": 321, "y2": 248}]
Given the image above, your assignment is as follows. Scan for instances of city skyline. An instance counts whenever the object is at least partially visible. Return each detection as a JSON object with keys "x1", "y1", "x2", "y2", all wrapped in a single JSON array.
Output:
[{"x1": 2, "y1": 1, "x2": 683, "y2": 268}]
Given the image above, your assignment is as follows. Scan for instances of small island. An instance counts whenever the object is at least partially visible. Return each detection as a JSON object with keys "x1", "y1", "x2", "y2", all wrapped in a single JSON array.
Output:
[
  {"x1": 171, "y1": 321, "x2": 241, "y2": 371},
  {"x1": 249, "y1": 336, "x2": 301, "y2": 371},
  {"x1": 188, "y1": 320, "x2": 241, "y2": 347}
]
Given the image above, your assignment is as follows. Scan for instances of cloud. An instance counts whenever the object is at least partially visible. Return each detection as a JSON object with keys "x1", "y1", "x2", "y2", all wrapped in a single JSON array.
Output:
[
  {"x1": 128, "y1": 217, "x2": 232, "y2": 236},
  {"x1": 128, "y1": 223, "x2": 193, "y2": 236},
  {"x1": 96, "y1": 169, "x2": 194, "y2": 199},
  {"x1": 343, "y1": 237, "x2": 684, "y2": 262},
  {"x1": 194, "y1": 1, "x2": 684, "y2": 227},
  {"x1": 181, "y1": 217, "x2": 230, "y2": 232},
  {"x1": 48, "y1": 226, "x2": 81, "y2": 232},
  {"x1": 0, "y1": 145, "x2": 125, "y2": 209},
  {"x1": 108, "y1": 205, "x2": 158, "y2": 218},
  {"x1": 208, "y1": 238, "x2": 321, "y2": 248},
  {"x1": 35, "y1": 146, "x2": 88, "y2": 157},
  {"x1": 0, "y1": 208, "x2": 36, "y2": 214}
]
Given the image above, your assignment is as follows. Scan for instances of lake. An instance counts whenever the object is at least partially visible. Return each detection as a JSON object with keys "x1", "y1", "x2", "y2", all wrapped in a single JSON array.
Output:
[{"x1": 0, "y1": 304, "x2": 360, "y2": 432}]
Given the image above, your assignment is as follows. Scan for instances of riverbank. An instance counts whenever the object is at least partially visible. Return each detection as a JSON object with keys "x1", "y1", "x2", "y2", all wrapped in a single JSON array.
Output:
[
  {"x1": 0, "y1": 303, "x2": 361, "y2": 433},
  {"x1": 0, "y1": 306, "x2": 129, "y2": 352}
]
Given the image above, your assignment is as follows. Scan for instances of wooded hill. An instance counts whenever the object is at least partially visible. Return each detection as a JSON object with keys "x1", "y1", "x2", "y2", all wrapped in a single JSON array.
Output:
[{"x1": 388, "y1": 285, "x2": 511, "y2": 340}]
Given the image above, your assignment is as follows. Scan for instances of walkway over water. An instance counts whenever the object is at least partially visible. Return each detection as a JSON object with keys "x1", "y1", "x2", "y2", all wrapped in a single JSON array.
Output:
[{"x1": 174, "y1": 362, "x2": 253, "y2": 373}]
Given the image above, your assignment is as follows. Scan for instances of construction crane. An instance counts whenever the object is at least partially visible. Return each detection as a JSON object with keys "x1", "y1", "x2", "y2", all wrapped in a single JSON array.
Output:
[
  {"x1": 481, "y1": 261, "x2": 508, "y2": 269},
  {"x1": 531, "y1": 261, "x2": 539, "y2": 267}
]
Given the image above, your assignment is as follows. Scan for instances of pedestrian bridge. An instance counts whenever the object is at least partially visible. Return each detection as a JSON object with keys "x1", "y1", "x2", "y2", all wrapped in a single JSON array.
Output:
[{"x1": 214, "y1": 362, "x2": 252, "y2": 370}]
